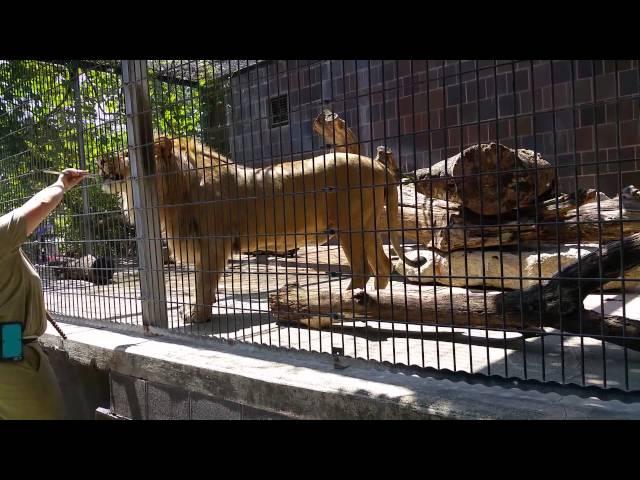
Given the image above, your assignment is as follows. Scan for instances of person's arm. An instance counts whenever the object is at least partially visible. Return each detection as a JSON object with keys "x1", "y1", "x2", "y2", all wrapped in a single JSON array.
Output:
[{"x1": 15, "y1": 168, "x2": 88, "y2": 237}]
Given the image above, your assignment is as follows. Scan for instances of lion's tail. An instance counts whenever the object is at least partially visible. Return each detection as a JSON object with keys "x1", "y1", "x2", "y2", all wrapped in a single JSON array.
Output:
[{"x1": 376, "y1": 147, "x2": 426, "y2": 270}]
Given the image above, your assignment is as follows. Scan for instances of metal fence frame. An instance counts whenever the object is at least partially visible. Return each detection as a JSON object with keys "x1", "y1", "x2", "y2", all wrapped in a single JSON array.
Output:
[{"x1": 1, "y1": 59, "x2": 639, "y2": 393}]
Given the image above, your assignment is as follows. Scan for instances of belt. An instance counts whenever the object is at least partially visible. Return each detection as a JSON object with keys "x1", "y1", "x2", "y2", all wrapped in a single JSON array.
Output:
[{"x1": 22, "y1": 338, "x2": 38, "y2": 345}]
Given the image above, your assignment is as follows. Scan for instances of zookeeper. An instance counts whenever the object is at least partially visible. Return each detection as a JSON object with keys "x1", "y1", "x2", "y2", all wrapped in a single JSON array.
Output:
[{"x1": 0, "y1": 168, "x2": 87, "y2": 420}]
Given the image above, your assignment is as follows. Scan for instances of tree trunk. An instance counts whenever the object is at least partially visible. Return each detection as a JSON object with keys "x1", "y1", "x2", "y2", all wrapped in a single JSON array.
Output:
[
  {"x1": 270, "y1": 233, "x2": 640, "y2": 351},
  {"x1": 413, "y1": 143, "x2": 555, "y2": 216}
]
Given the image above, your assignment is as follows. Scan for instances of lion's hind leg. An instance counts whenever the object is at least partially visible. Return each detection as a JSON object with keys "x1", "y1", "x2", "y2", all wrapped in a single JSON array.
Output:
[{"x1": 364, "y1": 230, "x2": 392, "y2": 290}]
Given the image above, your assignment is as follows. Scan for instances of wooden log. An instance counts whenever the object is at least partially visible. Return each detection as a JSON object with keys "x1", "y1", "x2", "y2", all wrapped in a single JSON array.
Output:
[
  {"x1": 244, "y1": 249, "x2": 299, "y2": 259},
  {"x1": 55, "y1": 255, "x2": 115, "y2": 285},
  {"x1": 395, "y1": 245, "x2": 640, "y2": 291},
  {"x1": 383, "y1": 182, "x2": 640, "y2": 252},
  {"x1": 270, "y1": 233, "x2": 640, "y2": 351},
  {"x1": 414, "y1": 143, "x2": 555, "y2": 216}
]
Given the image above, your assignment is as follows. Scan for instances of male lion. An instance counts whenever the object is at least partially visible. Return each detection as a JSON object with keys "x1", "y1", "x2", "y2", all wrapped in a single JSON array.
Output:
[{"x1": 99, "y1": 136, "x2": 424, "y2": 323}]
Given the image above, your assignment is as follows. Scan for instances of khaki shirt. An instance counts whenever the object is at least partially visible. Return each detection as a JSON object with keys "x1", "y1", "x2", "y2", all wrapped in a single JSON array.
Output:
[
  {"x1": 0, "y1": 210, "x2": 63, "y2": 419},
  {"x1": 0, "y1": 210, "x2": 46, "y2": 337}
]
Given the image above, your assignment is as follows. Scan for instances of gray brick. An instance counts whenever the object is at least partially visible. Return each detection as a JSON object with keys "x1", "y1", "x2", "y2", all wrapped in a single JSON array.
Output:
[
  {"x1": 554, "y1": 109, "x2": 575, "y2": 131},
  {"x1": 552, "y1": 60, "x2": 572, "y2": 83},
  {"x1": 446, "y1": 85, "x2": 462, "y2": 106},
  {"x1": 595, "y1": 73, "x2": 616, "y2": 101},
  {"x1": 619, "y1": 69, "x2": 640, "y2": 97},
  {"x1": 580, "y1": 105, "x2": 605, "y2": 127},
  {"x1": 604, "y1": 60, "x2": 617, "y2": 74},
  {"x1": 576, "y1": 60, "x2": 594, "y2": 79},
  {"x1": 496, "y1": 73, "x2": 512, "y2": 95},
  {"x1": 498, "y1": 94, "x2": 516, "y2": 117},
  {"x1": 190, "y1": 393, "x2": 242, "y2": 420},
  {"x1": 329, "y1": 60, "x2": 343, "y2": 77},
  {"x1": 534, "y1": 112, "x2": 554, "y2": 133},
  {"x1": 465, "y1": 81, "x2": 479, "y2": 103},
  {"x1": 519, "y1": 91, "x2": 533, "y2": 114},
  {"x1": 445, "y1": 106, "x2": 459, "y2": 126},
  {"x1": 383, "y1": 61, "x2": 397, "y2": 82},
  {"x1": 477, "y1": 60, "x2": 494, "y2": 69},
  {"x1": 479, "y1": 98, "x2": 496, "y2": 121},
  {"x1": 343, "y1": 60, "x2": 356, "y2": 74},
  {"x1": 533, "y1": 62, "x2": 552, "y2": 87},
  {"x1": 310, "y1": 84, "x2": 322, "y2": 103},
  {"x1": 515, "y1": 69, "x2": 530, "y2": 92},
  {"x1": 444, "y1": 63, "x2": 458, "y2": 86},
  {"x1": 110, "y1": 373, "x2": 146, "y2": 420},
  {"x1": 461, "y1": 102, "x2": 478, "y2": 124}
]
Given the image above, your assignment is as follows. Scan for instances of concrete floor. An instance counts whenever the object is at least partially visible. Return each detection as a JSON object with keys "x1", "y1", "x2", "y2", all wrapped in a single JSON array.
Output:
[{"x1": 40, "y1": 246, "x2": 640, "y2": 392}]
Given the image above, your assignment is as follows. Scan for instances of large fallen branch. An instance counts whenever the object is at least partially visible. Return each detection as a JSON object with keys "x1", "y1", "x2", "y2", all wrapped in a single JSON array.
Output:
[
  {"x1": 395, "y1": 244, "x2": 640, "y2": 291},
  {"x1": 414, "y1": 143, "x2": 555, "y2": 216},
  {"x1": 270, "y1": 233, "x2": 640, "y2": 351}
]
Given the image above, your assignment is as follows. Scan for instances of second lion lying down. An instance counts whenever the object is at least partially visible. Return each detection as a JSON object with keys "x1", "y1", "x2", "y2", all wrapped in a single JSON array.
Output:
[{"x1": 99, "y1": 136, "x2": 423, "y2": 323}]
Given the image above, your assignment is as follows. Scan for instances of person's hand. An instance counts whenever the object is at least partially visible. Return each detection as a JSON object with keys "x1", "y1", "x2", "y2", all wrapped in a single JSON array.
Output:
[{"x1": 56, "y1": 168, "x2": 88, "y2": 192}]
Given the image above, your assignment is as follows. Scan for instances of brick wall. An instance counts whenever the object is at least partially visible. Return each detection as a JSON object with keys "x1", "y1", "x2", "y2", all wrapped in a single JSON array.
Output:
[{"x1": 227, "y1": 60, "x2": 639, "y2": 196}]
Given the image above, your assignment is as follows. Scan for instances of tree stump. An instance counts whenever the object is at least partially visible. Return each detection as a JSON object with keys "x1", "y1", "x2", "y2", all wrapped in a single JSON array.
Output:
[{"x1": 414, "y1": 143, "x2": 555, "y2": 216}]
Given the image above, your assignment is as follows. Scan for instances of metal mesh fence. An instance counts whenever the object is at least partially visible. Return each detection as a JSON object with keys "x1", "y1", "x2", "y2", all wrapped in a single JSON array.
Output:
[{"x1": 1, "y1": 59, "x2": 639, "y2": 391}]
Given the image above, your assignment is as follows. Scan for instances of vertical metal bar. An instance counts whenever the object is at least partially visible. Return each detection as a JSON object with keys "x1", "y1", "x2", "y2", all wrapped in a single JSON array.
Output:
[
  {"x1": 476, "y1": 60, "x2": 491, "y2": 374},
  {"x1": 409, "y1": 60, "x2": 426, "y2": 369},
  {"x1": 380, "y1": 60, "x2": 396, "y2": 365},
  {"x1": 425, "y1": 60, "x2": 441, "y2": 370},
  {"x1": 395, "y1": 59, "x2": 411, "y2": 367},
  {"x1": 457, "y1": 59, "x2": 473, "y2": 373},
  {"x1": 325, "y1": 62, "x2": 337, "y2": 355},
  {"x1": 353, "y1": 60, "x2": 366, "y2": 361},
  {"x1": 510, "y1": 61, "x2": 527, "y2": 379},
  {"x1": 569, "y1": 60, "x2": 586, "y2": 386},
  {"x1": 252, "y1": 59, "x2": 270, "y2": 346},
  {"x1": 225, "y1": 59, "x2": 239, "y2": 341},
  {"x1": 530, "y1": 60, "x2": 547, "y2": 381},
  {"x1": 305, "y1": 63, "x2": 322, "y2": 353},
  {"x1": 613, "y1": 60, "x2": 629, "y2": 390},
  {"x1": 442, "y1": 60, "x2": 457, "y2": 372},
  {"x1": 70, "y1": 62, "x2": 93, "y2": 255},
  {"x1": 548, "y1": 60, "x2": 566, "y2": 385},
  {"x1": 121, "y1": 59, "x2": 168, "y2": 329},
  {"x1": 591, "y1": 60, "x2": 607, "y2": 388},
  {"x1": 493, "y1": 60, "x2": 508, "y2": 377}
]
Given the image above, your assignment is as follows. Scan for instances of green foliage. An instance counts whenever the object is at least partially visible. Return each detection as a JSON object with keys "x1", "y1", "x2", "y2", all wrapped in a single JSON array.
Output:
[
  {"x1": 0, "y1": 60, "x2": 229, "y2": 261},
  {"x1": 199, "y1": 73, "x2": 231, "y2": 156}
]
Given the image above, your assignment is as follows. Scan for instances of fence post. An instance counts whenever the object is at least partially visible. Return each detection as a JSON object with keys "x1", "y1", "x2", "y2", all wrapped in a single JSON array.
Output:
[
  {"x1": 121, "y1": 60, "x2": 168, "y2": 330},
  {"x1": 70, "y1": 62, "x2": 93, "y2": 255}
]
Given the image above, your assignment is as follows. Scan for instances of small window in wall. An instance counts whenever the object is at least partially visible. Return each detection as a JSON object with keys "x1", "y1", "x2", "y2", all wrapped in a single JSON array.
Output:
[{"x1": 269, "y1": 95, "x2": 289, "y2": 127}]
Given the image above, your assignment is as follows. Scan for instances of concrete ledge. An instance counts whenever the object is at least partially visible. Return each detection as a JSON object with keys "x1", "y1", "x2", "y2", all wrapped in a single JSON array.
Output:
[{"x1": 41, "y1": 322, "x2": 640, "y2": 420}]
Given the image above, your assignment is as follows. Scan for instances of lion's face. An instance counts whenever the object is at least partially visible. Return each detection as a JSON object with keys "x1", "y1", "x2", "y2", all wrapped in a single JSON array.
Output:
[
  {"x1": 97, "y1": 138, "x2": 180, "y2": 225},
  {"x1": 98, "y1": 150, "x2": 131, "y2": 185},
  {"x1": 98, "y1": 149, "x2": 135, "y2": 223}
]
